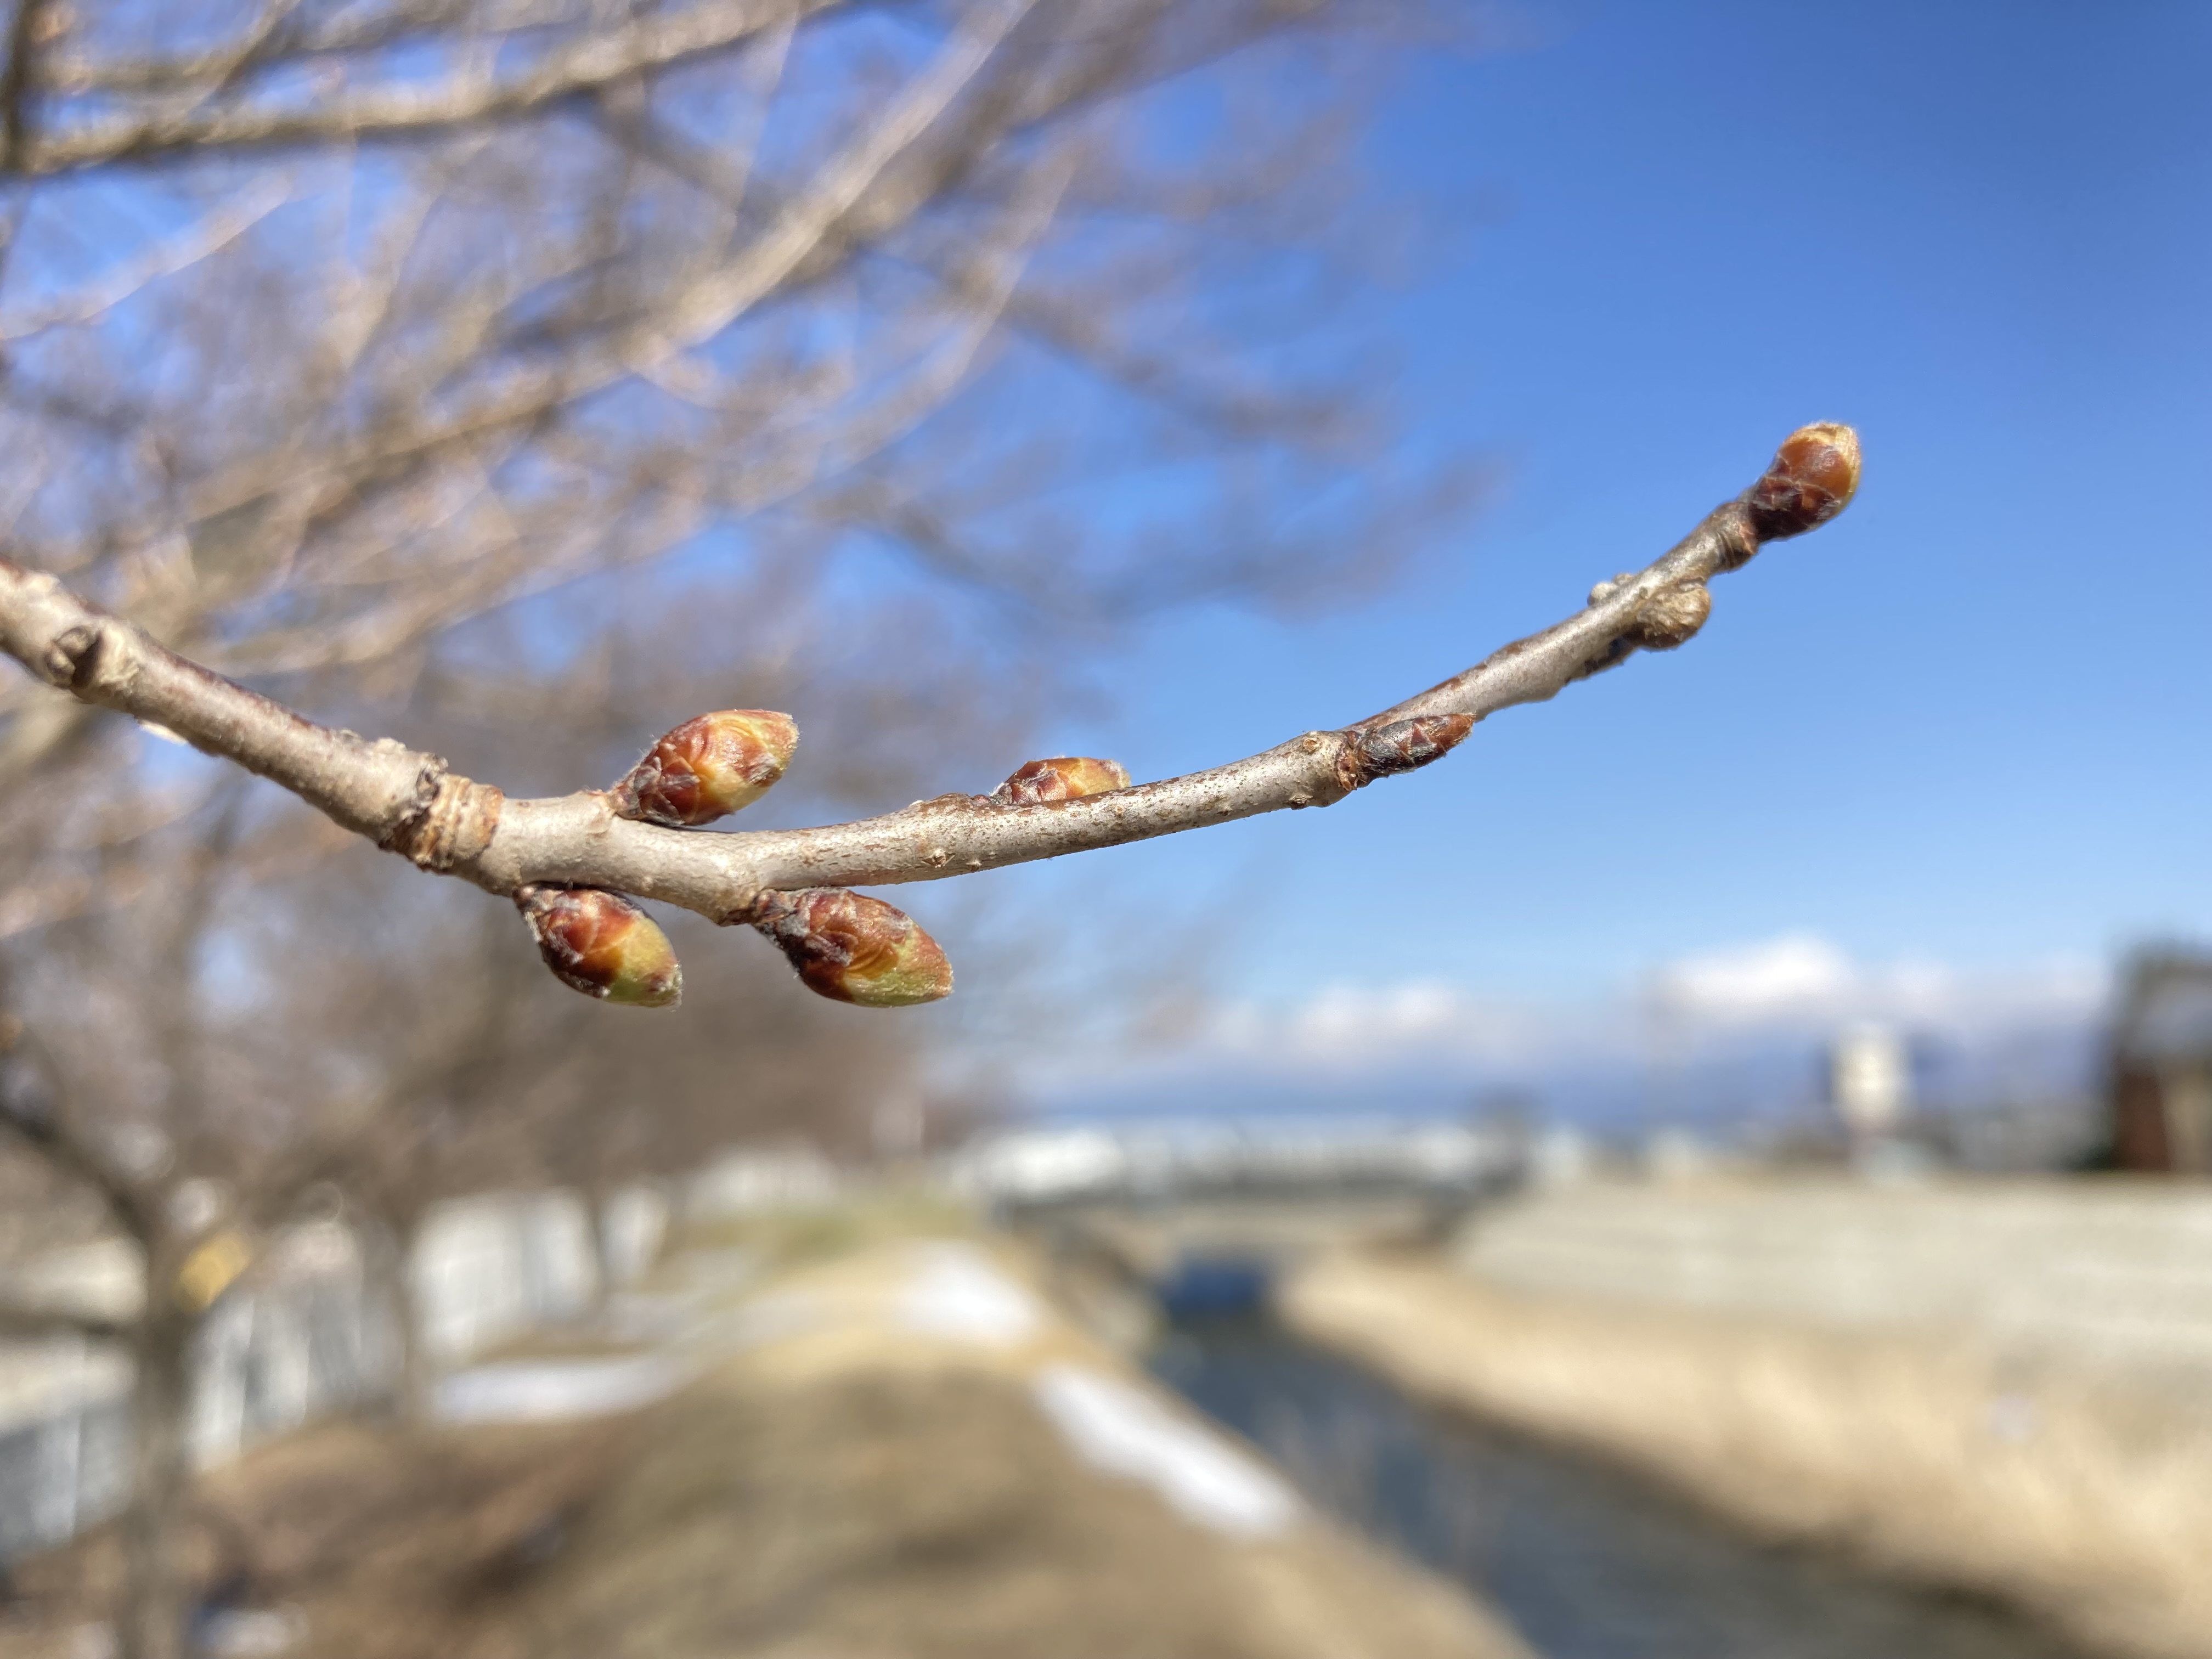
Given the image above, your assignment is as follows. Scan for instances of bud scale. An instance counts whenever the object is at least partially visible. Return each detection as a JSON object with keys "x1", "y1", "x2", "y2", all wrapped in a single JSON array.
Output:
[
  {"x1": 615, "y1": 710, "x2": 798, "y2": 827},
  {"x1": 992, "y1": 757, "x2": 1131, "y2": 805},
  {"x1": 1745, "y1": 423, "x2": 1861, "y2": 541},
  {"x1": 749, "y1": 889, "x2": 953, "y2": 1007},
  {"x1": 516, "y1": 885, "x2": 682, "y2": 1007}
]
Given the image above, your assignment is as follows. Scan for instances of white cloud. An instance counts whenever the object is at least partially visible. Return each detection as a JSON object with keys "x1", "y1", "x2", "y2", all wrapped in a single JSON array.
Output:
[
  {"x1": 1227, "y1": 979, "x2": 1570, "y2": 1068},
  {"x1": 1646, "y1": 934, "x2": 2105, "y2": 1035},
  {"x1": 1649, "y1": 932, "x2": 1854, "y2": 1018},
  {"x1": 1029, "y1": 935, "x2": 2108, "y2": 1086}
]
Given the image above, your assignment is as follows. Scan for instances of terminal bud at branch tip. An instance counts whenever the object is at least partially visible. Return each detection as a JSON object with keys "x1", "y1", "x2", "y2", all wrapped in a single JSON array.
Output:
[
  {"x1": 992, "y1": 756, "x2": 1131, "y2": 806},
  {"x1": 1745, "y1": 422, "x2": 1860, "y2": 541},
  {"x1": 614, "y1": 710, "x2": 798, "y2": 827},
  {"x1": 516, "y1": 884, "x2": 682, "y2": 1008},
  {"x1": 748, "y1": 888, "x2": 953, "y2": 1007}
]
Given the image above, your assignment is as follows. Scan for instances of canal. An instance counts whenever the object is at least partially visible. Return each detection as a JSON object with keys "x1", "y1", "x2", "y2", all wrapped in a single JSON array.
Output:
[{"x1": 1149, "y1": 1313, "x2": 2095, "y2": 1659}]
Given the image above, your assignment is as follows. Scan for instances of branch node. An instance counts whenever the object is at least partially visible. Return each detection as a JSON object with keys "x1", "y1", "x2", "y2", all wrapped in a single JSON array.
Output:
[
  {"x1": 1626, "y1": 583, "x2": 1712, "y2": 651},
  {"x1": 1713, "y1": 501, "x2": 1761, "y2": 573},
  {"x1": 381, "y1": 768, "x2": 503, "y2": 872},
  {"x1": 43, "y1": 622, "x2": 101, "y2": 689}
]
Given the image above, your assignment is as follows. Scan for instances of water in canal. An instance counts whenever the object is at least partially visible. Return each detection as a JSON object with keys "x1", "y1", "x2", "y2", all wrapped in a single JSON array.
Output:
[{"x1": 1149, "y1": 1315, "x2": 2094, "y2": 1659}]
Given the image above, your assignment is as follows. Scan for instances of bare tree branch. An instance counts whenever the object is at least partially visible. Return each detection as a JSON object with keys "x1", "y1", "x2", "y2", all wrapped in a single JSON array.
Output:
[
  {"x1": 0, "y1": 1295, "x2": 132, "y2": 1342},
  {"x1": 0, "y1": 426, "x2": 1860, "y2": 957},
  {"x1": 0, "y1": 1011, "x2": 159, "y2": 1239},
  {"x1": 12, "y1": 0, "x2": 843, "y2": 174},
  {"x1": 0, "y1": 177, "x2": 296, "y2": 345},
  {"x1": 44, "y1": 0, "x2": 487, "y2": 95},
  {"x1": 0, "y1": 0, "x2": 55, "y2": 171}
]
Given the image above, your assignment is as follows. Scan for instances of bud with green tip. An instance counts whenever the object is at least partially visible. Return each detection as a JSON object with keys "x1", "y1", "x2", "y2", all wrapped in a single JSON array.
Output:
[
  {"x1": 516, "y1": 885, "x2": 682, "y2": 1007},
  {"x1": 748, "y1": 888, "x2": 953, "y2": 1007},
  {"x1": 991, "y1": 757, "x2": 1131, "y2": 806},
  {"x1": 614, "y1": 710, "x2": 798, "y2": 827}
]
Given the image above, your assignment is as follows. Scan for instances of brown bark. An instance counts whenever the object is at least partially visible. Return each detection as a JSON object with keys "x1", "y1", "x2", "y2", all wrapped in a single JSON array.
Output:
[
  {"x1": 0, "y1": 425, "x2": 1861, "y2": 971},
  {"x1": 360, "y1": 1212, "x2": 433, "y2": 1423},
  {"x1": 118, "y1": 1302, "x2": 195, "y2": 1659},
  {"x1": 583, "y1": 1184, "x2": 618, "y2": 1307}
]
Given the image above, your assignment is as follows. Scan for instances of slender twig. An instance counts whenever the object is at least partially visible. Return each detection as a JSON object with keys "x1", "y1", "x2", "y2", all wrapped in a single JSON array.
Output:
[
  {"x1": 0, "y1": 427, "x2": 1860, "y2": 944},
  {"x1": 43, "y1": 0, "x2": 482, "y2": 95},
  {"x1": 0, "y1": 177, "x2": 295, "y2": 345},
  {"x1": 13, "y1": 0, "x2": 840, "y2": 174},
  {"x1": 0, "y1": 1297, "x2": 133, "y2": 1342},
  {"x1": 0, "y1": 0, "x2": 54, "y2": 171},
  {"x1": 0, "y1": 1017, "x2": 158, "y2": 1239}
]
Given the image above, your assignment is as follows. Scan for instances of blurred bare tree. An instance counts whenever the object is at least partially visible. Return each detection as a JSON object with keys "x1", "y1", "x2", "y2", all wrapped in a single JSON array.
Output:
[
  {"x1": 0, "y1": 0, "x2": 1462, "y2": 800},
  {"x1": 0, "y1": 573, "x2": 1016, "y2": 1654},
  {"x1": 0, "y1": 2, "x2": 1483, "y2": 1653}
]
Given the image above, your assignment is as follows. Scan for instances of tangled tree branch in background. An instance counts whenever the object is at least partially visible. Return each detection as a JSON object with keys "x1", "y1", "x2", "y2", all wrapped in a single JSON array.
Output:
[
  {"x1": 0, "y1": 4, "x2": 1509, "y2": 1655},
  {"x1": 0, "y1": 424, "x2": 1861, "y2": 1007}
]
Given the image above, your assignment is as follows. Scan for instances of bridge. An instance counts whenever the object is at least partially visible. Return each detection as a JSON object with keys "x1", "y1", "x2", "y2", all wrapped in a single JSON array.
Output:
[{"x1": 952, "y1": 1120, "x2": 1526, "y2": 1322}]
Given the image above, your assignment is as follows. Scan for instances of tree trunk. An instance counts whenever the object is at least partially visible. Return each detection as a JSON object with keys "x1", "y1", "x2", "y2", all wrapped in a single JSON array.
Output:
[
  {"x1": 391, "y1": 1225, "x2": 432, "y2": 1421},
  {"x1": 117, "y1": 1309, "x2": 194, "y2": 1659},
  {"x1": 361, "y1": 1214, "x2": 432, "y2": 1422},
  {"x1": 584, "y1": 1183, "x2": 617, "y2": 1308}
]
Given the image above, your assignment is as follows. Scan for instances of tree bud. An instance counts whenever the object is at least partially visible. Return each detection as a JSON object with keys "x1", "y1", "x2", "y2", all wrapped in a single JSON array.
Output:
[
  {"x1": 749, "y1": 888, "x2": 953, "y2": 1007},
  {"x1": 614, "y1": 710, "x2": 798, "y2": 827},
  {"x1": 1745, "y1": 422, "x2": 1860, "y2": 541},
  {"x1": 1627, "y1": 582, "x2": 1711, "y2": 650},
  {"x1": 992, "y1": 757, "x2": 1131, "y2": 805},
  {"x1": 1339, "y1": 713, "x2": 1475, "y2": 791},
  {"x1": 516, "y1": 885, "x2": 682, "y2": 1007}
]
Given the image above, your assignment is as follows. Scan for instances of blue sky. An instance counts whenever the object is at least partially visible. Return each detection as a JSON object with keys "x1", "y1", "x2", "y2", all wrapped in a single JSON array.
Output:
[{"x1": 937, "y1": 1, "x2": 2212, "y2": 1104}]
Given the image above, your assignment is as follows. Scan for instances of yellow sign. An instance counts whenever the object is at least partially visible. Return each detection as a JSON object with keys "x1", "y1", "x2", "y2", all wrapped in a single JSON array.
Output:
[{"x1": 174, "y1": 1231, "x2": 252, "y2": 1312}]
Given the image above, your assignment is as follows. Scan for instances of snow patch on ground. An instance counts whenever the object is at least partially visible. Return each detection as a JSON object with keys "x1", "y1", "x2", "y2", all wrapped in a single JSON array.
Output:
[
  {"x1": 897, "y1": 1244, "x2": 1042, "y2": 1347},
  {"x1": 434, "y1": 1355, "x2": 688, "y2": 1423},
  {"x1": 1031, "y1": 1362, "x2": 1299, "y2": 1539}
]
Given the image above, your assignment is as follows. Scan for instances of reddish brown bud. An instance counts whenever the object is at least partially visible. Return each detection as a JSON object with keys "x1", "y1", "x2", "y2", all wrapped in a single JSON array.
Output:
[
  {"x1": 1626, "y1": 582, "x2": 1712, "y2": 650},
  {"x1": 1745, "y1": 422, "x2": 1861, "y2": 541},
  {"x1": 992, "y1": 756, "x2": 1131, "y2": 806},
  {"x1": 516, "y1": 885, "x2": 681, "y2": 1007},
  {"x1": 1339, "y1": 713, "x2": 1475, "y2": 791},
  {"x1": 749, "y1": 888, "x2": 953, "y2": 1008},
  {"x1": 614, "y1": 710, "x2": 798, "y2": 827}
]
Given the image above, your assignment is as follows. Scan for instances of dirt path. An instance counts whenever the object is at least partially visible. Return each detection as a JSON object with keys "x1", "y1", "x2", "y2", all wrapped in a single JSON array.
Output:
[{"x1": 5, "y1": 1234, "x2": 1531, "y2": 1659}]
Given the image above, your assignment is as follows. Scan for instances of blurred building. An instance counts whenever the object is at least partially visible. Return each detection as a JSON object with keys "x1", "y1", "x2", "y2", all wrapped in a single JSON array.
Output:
[
  {"x1": 1829, "y1": 1022, "x2": 1910, "y2": 1144},
  {"x1": 2108, "y1": 950, "x2": 2212, "y2": 1174}
]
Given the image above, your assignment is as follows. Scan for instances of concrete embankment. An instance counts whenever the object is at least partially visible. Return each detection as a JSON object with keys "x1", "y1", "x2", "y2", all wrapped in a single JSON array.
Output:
[{"x1": 1282, "y1": 1180, "x2": 2212, "y2": 1659}]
